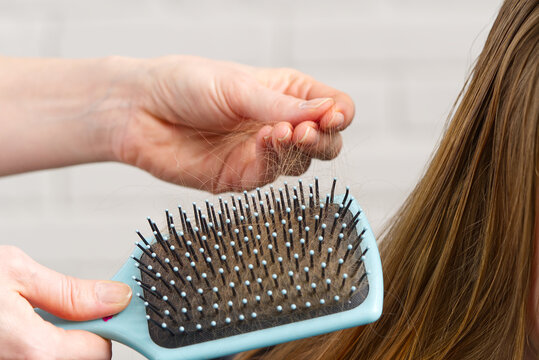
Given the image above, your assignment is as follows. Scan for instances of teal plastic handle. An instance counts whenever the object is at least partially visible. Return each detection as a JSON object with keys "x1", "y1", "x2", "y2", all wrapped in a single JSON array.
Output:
[{"x1": 36, "y1": 195, "x2": 383, "y2": 360}]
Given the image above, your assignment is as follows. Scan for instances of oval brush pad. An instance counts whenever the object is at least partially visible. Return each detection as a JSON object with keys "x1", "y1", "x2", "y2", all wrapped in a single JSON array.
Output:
[{"x1": 37, "y1": 178, "x2": 383, "y2": 360}]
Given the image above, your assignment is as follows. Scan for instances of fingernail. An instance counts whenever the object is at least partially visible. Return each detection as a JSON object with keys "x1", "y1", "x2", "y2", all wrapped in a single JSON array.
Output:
[
  {"x1": 298, "y1": 127, "x2": 311, "y2": 144},
  {"x1": 299, "y1": 98, "x2": 332, "y2": 110},
  {"x1": 330, "y1": 112, "x2": 344, "y2": 128},
  {"x1": 277, "y1": 128, "x2": 291, "y2": 142},
  {"x1": 96, "y1": 281, "x2": 132, "y2": 305}
]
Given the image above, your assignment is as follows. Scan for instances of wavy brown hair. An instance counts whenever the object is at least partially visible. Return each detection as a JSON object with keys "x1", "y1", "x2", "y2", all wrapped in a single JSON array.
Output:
[{"x1": 236, "y1": 0, "x2": 539, "y2": 359}]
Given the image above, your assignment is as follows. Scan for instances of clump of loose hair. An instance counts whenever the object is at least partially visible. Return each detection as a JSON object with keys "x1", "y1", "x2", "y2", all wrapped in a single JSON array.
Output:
[{"x1": 236, "y1": 0, "x2": 539, "y2": 359}]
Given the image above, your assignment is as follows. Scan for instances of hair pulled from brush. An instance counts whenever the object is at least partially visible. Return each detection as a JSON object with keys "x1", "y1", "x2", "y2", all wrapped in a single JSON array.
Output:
[
  {"x1": 236, "y1": 0, "x2": 539, "y2": 359},
  {"x1": 211, "y1": 110, "x2": 341, "y2": 192}
]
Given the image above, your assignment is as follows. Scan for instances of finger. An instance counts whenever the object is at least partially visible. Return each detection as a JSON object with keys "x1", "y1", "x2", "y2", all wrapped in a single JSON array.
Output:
[
  {"x1": 271, "y1": 122, "x2": 294, "y2": 150},
  {"x1": 12, "y1": 251, "x2": 132, "y2": 321},
  {"x1": 318, "y1": 109, "x2": 348, "y2": 133},
  {"x1": 40, "y1": 320, "x2": 112, "y2": 360},
  {"x1": 4, "y1": 292, "x2": 112, "y2": 360},
  {"x1": 291, "y1": 121, "x2": 319, "y2": 147},
  {"x1": 249, "y1": 124, "x2": 312, "y2": 186},
  {"x1": 291, "y1": 123, "x2": 343, "y2": 160},
  {"x1": 264, "y1": 123, "x2": 311, "y2": 176},
  {"x1": 293, "y1": 79, "x2": 354, "y2": 132},
  {"x1": 258, "y1": 69, "x2": 355, "y2": 132},
  {"x1": 228, "y1": 80, "x2": 335, "y2": 126}
]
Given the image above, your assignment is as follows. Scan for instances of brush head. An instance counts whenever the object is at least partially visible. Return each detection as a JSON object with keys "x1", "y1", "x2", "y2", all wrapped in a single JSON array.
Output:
[{"x1": 133, "y1": 178, "x2": 371, "y2": 348}]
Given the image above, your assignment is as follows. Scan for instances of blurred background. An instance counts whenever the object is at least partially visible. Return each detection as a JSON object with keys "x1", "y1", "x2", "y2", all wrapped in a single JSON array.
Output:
[{"x1": 0, "y1": 0, "x2": 501, "y2": 358}]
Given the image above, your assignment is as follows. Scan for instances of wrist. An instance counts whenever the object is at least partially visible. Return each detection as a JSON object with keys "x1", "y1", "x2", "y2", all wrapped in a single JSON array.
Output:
[
  {"x1": 85, "y1": 56, "x2": 148, "y2": 163},
  {"x1": 105, "y1": 55, "x2": 189, "y2": 164},
  {"x1": 0, "y1": 56, "x2": 148, "y2": 174}
]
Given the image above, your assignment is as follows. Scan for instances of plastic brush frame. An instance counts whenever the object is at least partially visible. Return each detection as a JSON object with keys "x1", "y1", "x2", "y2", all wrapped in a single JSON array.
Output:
[{"x1": 37, "y1": 195, "x2": 383, "y2": 360}]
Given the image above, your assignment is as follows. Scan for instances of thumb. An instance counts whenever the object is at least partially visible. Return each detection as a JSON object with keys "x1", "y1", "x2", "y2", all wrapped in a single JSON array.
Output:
[
  {"x1": 16, "y1": 255, "x2": 132, "y2": 321},
  {"x1": 230, "y1": 83, "x2": 334, "y2": 126}
]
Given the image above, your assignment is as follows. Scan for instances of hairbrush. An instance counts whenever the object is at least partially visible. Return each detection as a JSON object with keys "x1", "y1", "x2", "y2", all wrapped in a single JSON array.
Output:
[{"x1": 37, "y1": 178, "x2": 383, "y2": 360}]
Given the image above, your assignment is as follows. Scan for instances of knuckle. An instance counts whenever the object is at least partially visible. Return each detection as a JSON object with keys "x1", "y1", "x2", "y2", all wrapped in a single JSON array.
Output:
[
  {"x1": 60, "y1": 275, "x2": 81, "y2": 315},
  {"x1": 277, "y1": 67, "x2": 298, "y2": 76},
  {"x1": 0, "y1": 245, "x2": 26, "y2": 263},
  {"x1": 279, "y1": 67, "x2": 308, "y2": 80},
  {"x1": 0, "y1": 245, "x2": 30, "y2": 277},
  {"x1": 282, "y1": 68, "x2": 315, "y2": 86}
]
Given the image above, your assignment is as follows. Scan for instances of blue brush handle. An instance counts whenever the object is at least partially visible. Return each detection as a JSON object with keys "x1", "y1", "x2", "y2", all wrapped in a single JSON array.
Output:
[
  {"x1": 36, "y1": 196, "x2": 383, "y2": 360},
  {"x1": 36, "y1": 259, "x2": 151, "y2": 356}
]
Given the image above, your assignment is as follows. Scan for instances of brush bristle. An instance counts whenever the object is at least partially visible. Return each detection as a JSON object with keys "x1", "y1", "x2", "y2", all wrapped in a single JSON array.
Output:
[{"x1": 132, "y1": 178, "x2": 369, "y2": 348}]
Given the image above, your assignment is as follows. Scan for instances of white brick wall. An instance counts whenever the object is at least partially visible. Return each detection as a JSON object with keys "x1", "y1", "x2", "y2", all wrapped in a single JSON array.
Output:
[{"x1": 0, "y1": 1, "x2": 502, "y2": 358}]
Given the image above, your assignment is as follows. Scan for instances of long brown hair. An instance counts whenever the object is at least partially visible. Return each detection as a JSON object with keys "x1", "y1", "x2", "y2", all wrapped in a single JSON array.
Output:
[{"x1": 236, "y1": 0, "x2": 539, "y2": 359}]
